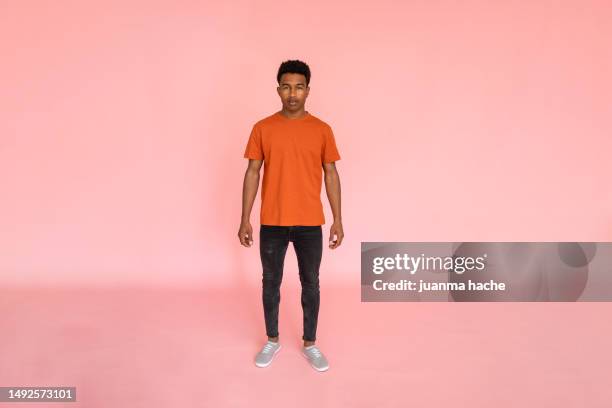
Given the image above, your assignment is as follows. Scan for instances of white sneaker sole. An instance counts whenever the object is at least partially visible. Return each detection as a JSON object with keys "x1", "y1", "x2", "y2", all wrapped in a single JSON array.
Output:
[
  {"x1": 254, "y1": 344, "x2": 281, "y2": 368},
  {"x1": 301, "y1": 350, "x2": 329, "y2": 372}
]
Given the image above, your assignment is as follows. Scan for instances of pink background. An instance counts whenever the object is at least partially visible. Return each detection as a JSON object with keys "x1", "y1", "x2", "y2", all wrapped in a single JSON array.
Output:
[
  {"x1": 2, "y1": 0, "x2": 611, "y2": 288},
  {"x1": 1, "y1": 1, "x2": 611, "y2": 407}
]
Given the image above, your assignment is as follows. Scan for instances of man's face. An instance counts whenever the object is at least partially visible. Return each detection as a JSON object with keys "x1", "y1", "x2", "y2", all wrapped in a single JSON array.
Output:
[{"x1": 277, "y1": 73, "x2": 309, "y2": 112}]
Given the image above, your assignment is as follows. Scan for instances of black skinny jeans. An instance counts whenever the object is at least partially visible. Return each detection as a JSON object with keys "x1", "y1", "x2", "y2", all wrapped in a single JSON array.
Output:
[{"x1": 259, "y1": 225, "x2": 323, "y2": 342}]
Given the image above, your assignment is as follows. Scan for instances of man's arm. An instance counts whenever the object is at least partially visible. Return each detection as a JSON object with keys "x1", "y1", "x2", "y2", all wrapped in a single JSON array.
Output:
[
  {"x1": 238, "y1": 159, "x2": 263, "y2": 247},
  {"x1": 323, "y1": 162, "x2": 344, "y2": 249}
]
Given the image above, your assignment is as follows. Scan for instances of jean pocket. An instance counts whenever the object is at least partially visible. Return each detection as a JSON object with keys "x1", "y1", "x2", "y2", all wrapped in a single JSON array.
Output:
[{"x1": 296, "y1": 226, "x2": 323, "y2": 237}]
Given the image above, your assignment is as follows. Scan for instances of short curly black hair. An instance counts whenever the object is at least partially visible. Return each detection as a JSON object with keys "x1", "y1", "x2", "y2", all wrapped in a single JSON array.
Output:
[{"x1": 277, "y1": 60, "x2": 311, "y2": 86}]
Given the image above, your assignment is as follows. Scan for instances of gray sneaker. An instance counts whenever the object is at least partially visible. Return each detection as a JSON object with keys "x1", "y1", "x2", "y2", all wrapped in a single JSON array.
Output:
[
  {"x1": 302, "y1": 345, "x2": 329, "y2": 372},
  {"x1": 254, "y1": 341, "x2": 281, "y2": 368}
]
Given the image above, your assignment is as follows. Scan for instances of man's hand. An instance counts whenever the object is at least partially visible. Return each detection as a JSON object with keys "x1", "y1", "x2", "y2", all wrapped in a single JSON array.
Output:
[
  {"x1": 238, "y1": 221, "x2": 254, "y2": 247},
  {"x1": 328, "y1": 221, "x2": 344, "y2": 249}
]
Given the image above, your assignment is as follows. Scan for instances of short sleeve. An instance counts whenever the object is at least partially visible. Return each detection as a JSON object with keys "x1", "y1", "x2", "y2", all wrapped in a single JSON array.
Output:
[
  {"x1": 244, "y1": 124, "x2": 263, "y2": 160},
  {"x1": 322, "y1": 125, "x2": 341, "y2": 163}
]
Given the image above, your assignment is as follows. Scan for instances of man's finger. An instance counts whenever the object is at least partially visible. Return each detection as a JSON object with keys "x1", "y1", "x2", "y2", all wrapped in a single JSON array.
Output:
[
  {"x1": 329, "y1": 236, "x2": 338, "y2": 248},
  {"x1": 329, "y1": 232, "x2": 343, "y2": 249},
  {"x1": 240, "y1": 232, "x2": 252, "y2": 247}
]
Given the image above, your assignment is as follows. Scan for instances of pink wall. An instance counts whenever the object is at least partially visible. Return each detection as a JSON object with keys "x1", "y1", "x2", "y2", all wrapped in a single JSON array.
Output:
[{"x1": 1, "y1": 0, "x2": 611, "y2": 288}]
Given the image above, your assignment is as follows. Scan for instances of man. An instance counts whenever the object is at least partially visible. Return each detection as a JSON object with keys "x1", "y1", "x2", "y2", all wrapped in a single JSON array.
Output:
[{"x1": 238, "y1": 60, "x2": 343, "y2": 372}]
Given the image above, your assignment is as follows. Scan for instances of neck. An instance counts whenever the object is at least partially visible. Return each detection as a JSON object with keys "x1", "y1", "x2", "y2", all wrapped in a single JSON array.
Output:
[{"x1": 280, "y1": 107, "x2": 307, "y2": 119}]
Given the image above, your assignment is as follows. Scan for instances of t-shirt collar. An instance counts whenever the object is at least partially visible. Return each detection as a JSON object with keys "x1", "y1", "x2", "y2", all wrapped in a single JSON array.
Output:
[{"x1": 276, "y1": 111, "x2": 310, "y2": 121}]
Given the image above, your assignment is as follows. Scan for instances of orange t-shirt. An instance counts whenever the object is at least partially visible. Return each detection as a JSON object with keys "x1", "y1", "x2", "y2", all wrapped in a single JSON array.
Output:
[{"x1": 243, "y1": 111, "x2": 341, "y2": 226}]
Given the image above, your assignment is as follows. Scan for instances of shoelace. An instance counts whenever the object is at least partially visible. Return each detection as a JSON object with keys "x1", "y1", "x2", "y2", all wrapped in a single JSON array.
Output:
[
  {"x1": 262, "y1": 343, "x2": 276, "y2": 354},
  {"x1": 306, "y1": 346, "x2": 322, "y2": 358}
]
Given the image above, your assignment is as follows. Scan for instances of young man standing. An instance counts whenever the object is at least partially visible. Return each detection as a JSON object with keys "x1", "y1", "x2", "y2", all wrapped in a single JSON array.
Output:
[{"x1": 238, "y1": 60, "x2": 343, "y2": 372}]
